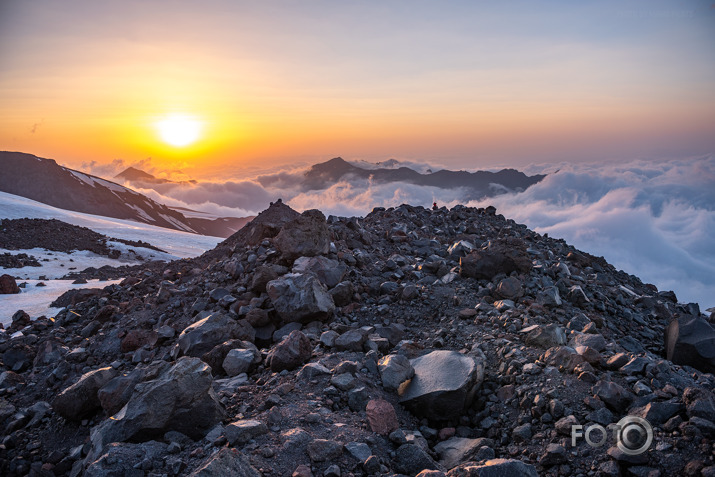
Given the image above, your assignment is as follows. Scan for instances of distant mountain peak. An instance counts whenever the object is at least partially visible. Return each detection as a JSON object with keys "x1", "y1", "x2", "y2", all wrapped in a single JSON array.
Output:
[{"x1": 115, "y1": 166, "x2": 156, "y2": 182}]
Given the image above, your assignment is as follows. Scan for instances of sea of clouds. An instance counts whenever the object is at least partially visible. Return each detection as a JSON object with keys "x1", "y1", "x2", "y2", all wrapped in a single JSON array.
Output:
[{"x1": 87, "y1": 155, "x2": 715, "y2": 311}]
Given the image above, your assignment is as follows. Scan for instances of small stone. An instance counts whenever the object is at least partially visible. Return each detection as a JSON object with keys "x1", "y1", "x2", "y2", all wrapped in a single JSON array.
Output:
[{"x1": 366, "y1": 399, "x2": 399, "y2": 436}]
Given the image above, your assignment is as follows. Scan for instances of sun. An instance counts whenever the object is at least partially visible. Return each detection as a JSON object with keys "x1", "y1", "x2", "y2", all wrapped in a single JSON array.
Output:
[{"x1": 156, "y1": 114, "x2": 202, "y2": 147}]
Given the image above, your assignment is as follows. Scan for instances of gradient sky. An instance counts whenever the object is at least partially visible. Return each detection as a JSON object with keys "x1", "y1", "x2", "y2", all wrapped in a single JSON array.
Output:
[{"x1": 1, "y1": 0, "x2": 714, "y2": 178}]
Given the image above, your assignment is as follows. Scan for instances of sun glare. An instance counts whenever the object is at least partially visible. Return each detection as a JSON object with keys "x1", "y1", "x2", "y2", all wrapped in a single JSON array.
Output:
[{"x1": 156, "y1": 114, "x2": 202, "y2": 147}]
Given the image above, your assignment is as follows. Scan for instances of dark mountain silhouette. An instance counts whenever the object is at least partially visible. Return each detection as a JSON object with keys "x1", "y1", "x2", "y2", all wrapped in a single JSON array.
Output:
[
  {"x1": 0, "y1": 151, "x2": 250, "y2": 237},
  {"x1": 115, "y1": 166, "x2": 197, "y2": 185},
  {"x1": 303, "y1": 157, "x2": 545, "y2": 198}
]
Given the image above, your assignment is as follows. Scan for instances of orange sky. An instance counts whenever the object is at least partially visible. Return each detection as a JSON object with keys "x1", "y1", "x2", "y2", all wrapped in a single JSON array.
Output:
[{"x1": 1, "y1": 1, "x2": 714, "y2": 179}]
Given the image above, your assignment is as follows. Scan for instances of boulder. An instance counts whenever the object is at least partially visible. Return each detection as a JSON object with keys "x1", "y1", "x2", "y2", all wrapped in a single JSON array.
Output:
[
  {"x1": 88, "y1": 357, "x2": 225, "y2": 462},
  {"x1": 543, "y1": 346, "x2": 585, "y2": 372},
  {"x1": 0, "y1": 274, "x2": 20, "y2": 294},
  {"x1": 53, "y1": 367, "x2": 118, "y2": 421},
  {"x1": 460, "y1": 252, "x2": 519, "y2": 280},
  {"x1": 266, "y1": 330, "x2": 312, "y2": 372},
  {"x1": 394, "y1": 444, "x2": 443, "y2": 475},
  {"x1": 495, "y1": 277, "x2": 523, "y2": 300},
  {"x1": 378, "y1": 354, "x2": 415, "y2": 391},
  {"x1": 334, "y1": 328, "x2": 368, "y2": 352},
  {"x1": 592, "y1": 380, "x2": 634, "y2": 413},
  {"x1": 201, "y1": 340, "x2": 259, "y2": 375},
  {"x1": 188, "y1": 448, "x2": 261, "y2": 477},
  {"x1": 274, "y1": 209, "x2": 330, "y2": 260},
  {"x1": 525, "y1": 324, "x2": 566, "y2": 349},
  {"x1": 98, "y1": 361, "x2": 171, "y2": 416},
  {"x1": 665, "y1": 315, "x2": 715, "y2": 374},
  {"x1": 307, "y1": 439, "x2": 343, "y2": 462},
  {"x1": 329, "y1": 281, "x2": 355, "y2": 307},
  {"x1": 178, "y1": 313, "x2": 253, "y2": 358},
  {"x1": 459, "y1": 238, "x2": 531, "y2": 280},
  {"x1": 537, "y1": 287, "x2": 562, "y2": 307},
  {"x1": 293, "y1": 256, "x2": 347, "y2": 288},
  {"x1": 224, "y1": 419, "x2": 268, "y2": 445},
  {"x1": 434, "y1": 437, "x2": 494, "y2": 470},
  {"x1": 250, "y1": 265, "x2": 278, "y2": 293},
  {"x1": 399, "y1": 350, "x2": 484, "y2": 421},
  {"x1": 267, "y1": 273, "x2": 335, "y2": 324},
  {"x1": 223, "y1": 348, "x2": 260, "y2": 377},
  {"x1": 570, "y1": 333, "x2": 607, "y2": 352},
  {"x1": 84, "y1": 441, "x2": 168, "y2": 477},
  {"x1": 683, "y1": 387, "x2": 715, "y2": 421}
]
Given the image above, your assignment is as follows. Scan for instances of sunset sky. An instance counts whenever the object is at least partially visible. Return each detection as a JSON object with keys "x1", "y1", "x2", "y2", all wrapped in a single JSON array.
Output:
[{"x1": 1, "y1": 0, "x2": 714, "y2": 178}]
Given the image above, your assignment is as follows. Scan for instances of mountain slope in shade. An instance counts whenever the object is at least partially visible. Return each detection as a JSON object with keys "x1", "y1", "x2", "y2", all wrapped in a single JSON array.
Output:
[
  {"x1": 0, "y1": 151, "x2": 247, "y2": 237},
  {"x1": 304, "y1": 157, "x2": 545, "y2": 198}
]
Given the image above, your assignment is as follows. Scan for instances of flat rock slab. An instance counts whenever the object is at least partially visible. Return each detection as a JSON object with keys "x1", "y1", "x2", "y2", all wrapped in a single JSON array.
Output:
[{"x1": 399, "y1": 350, "x2": 484, "y2": 421}]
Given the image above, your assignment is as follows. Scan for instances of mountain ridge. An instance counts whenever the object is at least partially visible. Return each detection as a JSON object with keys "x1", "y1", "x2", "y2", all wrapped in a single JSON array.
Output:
[{"x1": 0, "y1": 151, "x2": 249, "y2": 237}]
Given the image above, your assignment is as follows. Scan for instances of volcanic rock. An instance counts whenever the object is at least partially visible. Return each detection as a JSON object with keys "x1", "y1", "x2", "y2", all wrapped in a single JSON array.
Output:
[
  {"x1": 274, "y1": 209, "x2": 330, "y2": 260},
  {"x1": 178, "y1": 312, "x2": 252, "y2": 357},
  {"x1": 399, "y1": 350, "x2": 484, "y2": 421},
  {"x1": 88, "y1": 357, "x2": 225, "y2": 461},
  {"x1": 665, "y1": 315, "x2": 715, "y2": 374},
  {"x1": 266, "y1": 330, "x2": 312, "y2": 372},
  {"x1": 0, "y1": 274, "x2": 20, "y2": 294},
  {"x1": 267, "y1": 273, "x2": 336, "y2": 324},
  {"x1": 52, "y1": 367, "x2": 118, "y2": 421},
  {"x1": 293, "y1": 256, "x2": 347, "y2": 288}
]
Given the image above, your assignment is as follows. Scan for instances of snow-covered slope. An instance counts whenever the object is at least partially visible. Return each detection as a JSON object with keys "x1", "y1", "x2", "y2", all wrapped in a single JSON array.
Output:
[
  {"x1": 0, "y1": 191, "x2": 221, "y2": 258},
  {"x1": 0, "y1": 191, "x2": 223, "y2": 324}
]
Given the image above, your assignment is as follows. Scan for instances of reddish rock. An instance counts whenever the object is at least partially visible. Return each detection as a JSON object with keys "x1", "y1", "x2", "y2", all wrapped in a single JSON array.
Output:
[
  {"x1": 0, "y1": 274, "x2": 20, "y2": 294},
  {"x1": 366, "y1": 399, "x2": 399, "y2": 436}
]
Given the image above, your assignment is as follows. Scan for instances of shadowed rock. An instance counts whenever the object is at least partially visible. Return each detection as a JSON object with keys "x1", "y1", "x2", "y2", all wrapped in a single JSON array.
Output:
[
  {"x1": 88, "y1": 357, "x2": 225, "y2": 463},
  {"x1": 665, "y1": 315, "x2": 715, "y2": 374}
]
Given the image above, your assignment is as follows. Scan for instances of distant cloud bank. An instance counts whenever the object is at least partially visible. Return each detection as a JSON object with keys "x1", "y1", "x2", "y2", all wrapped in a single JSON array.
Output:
[{"x1": 468, "y1": 156, "x2": 715, "y2": 311}]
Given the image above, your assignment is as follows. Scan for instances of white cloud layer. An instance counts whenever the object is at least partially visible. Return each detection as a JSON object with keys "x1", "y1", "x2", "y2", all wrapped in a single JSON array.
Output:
[{"x1": 467, "y1": 156, "x2": 715, "y2": 311}]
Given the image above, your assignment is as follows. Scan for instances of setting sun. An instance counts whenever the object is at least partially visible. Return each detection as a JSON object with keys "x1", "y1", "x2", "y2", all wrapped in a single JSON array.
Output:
[{"x1": 156, "y1": 114, "x2": 202, "y2": 147}]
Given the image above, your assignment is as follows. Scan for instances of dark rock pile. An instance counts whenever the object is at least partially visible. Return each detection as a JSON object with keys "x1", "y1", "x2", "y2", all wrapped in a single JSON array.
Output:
[
  {"x1": 0, "y1": 218, "x2": 164, "y2": 260},
  {"x1": 0, "y1": 202, "x2": 713, "y2": 477},
  {"x1": 0, "y1": 253, "x2": 41, "y2": 270}
]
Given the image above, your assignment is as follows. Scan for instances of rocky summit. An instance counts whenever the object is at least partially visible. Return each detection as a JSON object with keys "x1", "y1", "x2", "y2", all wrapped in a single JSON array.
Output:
[{"x1": 1, "y1": 202, "x2": 714, "y2": 477}]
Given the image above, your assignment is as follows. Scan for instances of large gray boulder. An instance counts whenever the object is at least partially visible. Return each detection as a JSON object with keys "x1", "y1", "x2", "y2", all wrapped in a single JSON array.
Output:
[
  {"x1": 88, "y1": 357, "x2": 225, "y2": 462},
  {"x1": 53, "y1": 367, "x2": 118, "y2": 421},
  {"x1": 274, "y1": 209, "x2": 330, "y2": 261},
  {"x1": 293, "y1": 256, "x2": 347, "y2": 288},
  {"x1": 178, "y1": 313, "x2": 253, "y2": 357},
  {"x1": 399, "y1": 350, "x2": 484, "y2": 421},
  {"x1": 267, "y1": 273, "x2": 335, "y2": 324},
  {"x1": 665, "y1": 315, "x2": 715, "y2": 374}
]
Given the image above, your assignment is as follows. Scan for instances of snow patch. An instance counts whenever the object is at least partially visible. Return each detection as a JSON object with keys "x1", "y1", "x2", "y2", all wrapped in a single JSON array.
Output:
[{"x1": 0, "y1": 279, "x2": 122, "y2": 326}]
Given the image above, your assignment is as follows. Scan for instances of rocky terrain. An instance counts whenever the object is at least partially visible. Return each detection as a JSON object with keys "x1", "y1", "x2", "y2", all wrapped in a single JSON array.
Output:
[
  {"x1": 0, "y1": 218, "x2": 166, "y2": 259},
  {"x1": 0, "y1": 202, "x2": 714, "y2": 477}
]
